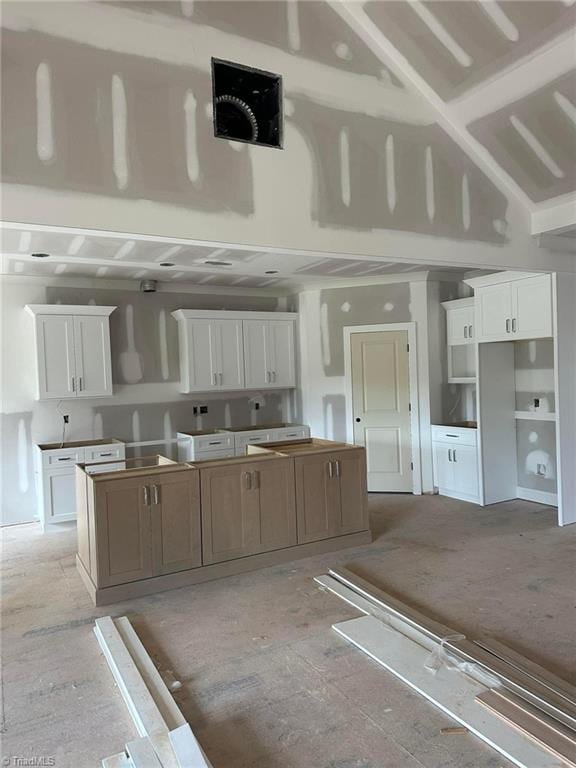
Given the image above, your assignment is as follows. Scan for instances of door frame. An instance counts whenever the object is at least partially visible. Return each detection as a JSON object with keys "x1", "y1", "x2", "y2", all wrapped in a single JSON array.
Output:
[{"x1": 343, "y1": 323, "x2": 422, "y2": 495}]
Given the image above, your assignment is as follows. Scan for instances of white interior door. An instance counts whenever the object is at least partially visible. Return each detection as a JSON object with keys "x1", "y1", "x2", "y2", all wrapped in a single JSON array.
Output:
[
  {"x1": 36, "y1": 315, "x2": 76, "y2": 399},
  {"x1": 351, "y1": 330, "x2": 412, "y2": 492},
  {"x1": 73, "y1": 315, "x2": 112, "y2": 397}
]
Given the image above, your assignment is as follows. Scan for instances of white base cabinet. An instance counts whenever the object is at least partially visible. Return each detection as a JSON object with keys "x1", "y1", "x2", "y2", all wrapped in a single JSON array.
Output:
[
  {"x1": 35, "y1": 439, "x2": 125, "y2": 529},
  {"x1": 25, "y1": 305, "x2": 116, "y2": 400},
  {"x1": 431, "y1": 426, "x2": 480, "y2": 504},
  {"x1": 177, "y1": 425, "x2": 310, "y2": 461}
]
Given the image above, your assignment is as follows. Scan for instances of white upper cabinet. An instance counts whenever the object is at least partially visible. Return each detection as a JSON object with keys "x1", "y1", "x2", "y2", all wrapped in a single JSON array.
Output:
[
  {"x1": 26, "y1": 306, "x2": 116, "y2": 400},
  {"x1": 172, "y1": 310, "x2": 297, "y2": 393},
  {"x1": 443, "y1": 298, "x2": 474, "y2": 345},
  {"x1": 472, "y1": 274, "x2": 552, "y2": 343},
  {"x1": 243, "y1": 319, "x2": 296, "y2": 389}
]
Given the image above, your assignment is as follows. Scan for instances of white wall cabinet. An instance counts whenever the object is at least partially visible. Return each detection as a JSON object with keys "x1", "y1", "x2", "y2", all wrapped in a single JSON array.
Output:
[
  {"x1": 26, "y1": 305, "x2": 116, "y2": 400},
  {"x1": 444, "y1": 298, "x2": 474, "y2": 345},
  {"x1": 431, "y1": 426, "x2": 479, "y2": 504},
  {"x1": 473, "y1": 275, "x2": 552, "y2": 343},
  {"x1": 34, "y1": 439, "x2": 125, "y2": 529},
  {"x1": 172, "y1": 310, "x2": 297, "y2": 393},
  {"x1": 243, "y1": 319, "x2": 296, "y2": 389}
]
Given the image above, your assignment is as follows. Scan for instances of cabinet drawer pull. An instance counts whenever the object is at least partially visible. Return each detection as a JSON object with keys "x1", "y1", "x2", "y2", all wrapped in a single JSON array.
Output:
[
  {"x1": 99, "y1": 452, "x2": 113, "y2": 457},
  {"x1": 58, "y1": 457, "x2": 72, "y2": 461},
  {"x1": 208, "y1": 441, "x2": 222, "y2": 446},
  {"x1": 445, "y1": 434, "x2": 459, "y2": 439},
  {"x1": 142, "y1": 486, "x2": 150, "y2": 506}
]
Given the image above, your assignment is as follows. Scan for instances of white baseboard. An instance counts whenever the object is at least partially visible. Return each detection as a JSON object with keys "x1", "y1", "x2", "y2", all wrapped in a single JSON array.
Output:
[{"x1": 516, "y1": 486, "x2": 558, "y2": 507}]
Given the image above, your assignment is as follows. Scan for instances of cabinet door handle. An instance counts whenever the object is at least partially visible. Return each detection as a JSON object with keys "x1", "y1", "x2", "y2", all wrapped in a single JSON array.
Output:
[
  {"x1": 213, "y1": 373, "x2": 217, "y2": 385},
  {"x1": 251, "y1": 471, "x2": 259, "y2": 489},
  {"x1": 152, "y1": 484, "x2": 160, "y2": 504},
  {"x1": 327, "y1": 461, "x2": 333, "y2": 478},
  {"x1": 464, "y1": 325, "x2": 468, "y2": 339},
  {"x1": 272, "y1": 371, "x2": 277, "y2": 383},
  {"x1": 453, "y1": 450, "x2": 457, "y2": 463},
  {"x1": 448, "y1": 449, "x2": 452, "y2": 462},
  {"x1": 143, "y1": 486, "x2": 150, "y2": 506},
  {"x1": 468, "y1": 325, "x2": 473, "y2": 338},
  {"x1": 512, "y1": 318, "x2": 517, "y2": 333},
  {"x1": 78, "y1": 376, "x2": 83, "y2": 392},
  {"x1": 334, "y1": 460, "x2": 340, "y2": 478},
  {"x1": 266, "y1": 371, "x2": 270, "y2": 383},
  {"x1": 506, "y1": 318, "x2": 511, "y2": 333},
  {"x1": 219, "y1": 373, "x2": 223, "y2": 385},
  {"x1": 243, "y1": 471, "x2": 252, "y2": 490},
  {"x1": 71, "y1": 377, "x2": 75, "y2": 392}
]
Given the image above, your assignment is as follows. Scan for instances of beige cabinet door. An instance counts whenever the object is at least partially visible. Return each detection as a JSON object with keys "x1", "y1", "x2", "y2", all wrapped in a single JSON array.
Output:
[
  {"x1": 95, "y1": 477, "x2": 153, "y2": 587},
  {"x1": 150, "y1": 471, "x2": 201, "y2": 576},
  {"x1": 294, "y1": 454, "x2": 339, "y2": 544},
  {"x1": 201, "y1": 463, "x2": 261, "y2": 564},
  {"x1": 332, "y1": 449, "x2": 368, "y2": 535},
  {"x1": 351, "y1": 330, "x2": 412, "y2": 492},
  {"x1": 256, "y1": 458, "x2": 297, "y2": 552}
]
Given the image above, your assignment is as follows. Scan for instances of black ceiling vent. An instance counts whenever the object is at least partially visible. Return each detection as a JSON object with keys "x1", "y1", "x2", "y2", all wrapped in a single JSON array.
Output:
[{"x1": 212, "y1": 58, "x2": 283, "y2": 149}]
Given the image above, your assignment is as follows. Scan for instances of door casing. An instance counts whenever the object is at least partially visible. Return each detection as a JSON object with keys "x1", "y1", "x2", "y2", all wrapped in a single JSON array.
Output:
[{"x1": 344, "y1": 323, "x2": 422, "y2": 495}]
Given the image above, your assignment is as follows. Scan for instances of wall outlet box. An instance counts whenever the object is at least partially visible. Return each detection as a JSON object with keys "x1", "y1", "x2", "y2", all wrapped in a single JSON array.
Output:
[
  {"x1": 63, "y1": 415, "x2": 70, "y2": 424},
  {"x1": 192, "y1": 406, "x2": 199, "y2": 416},
  {"x1": 200, "y1": 405, "x2": 208, "y2": 414}
]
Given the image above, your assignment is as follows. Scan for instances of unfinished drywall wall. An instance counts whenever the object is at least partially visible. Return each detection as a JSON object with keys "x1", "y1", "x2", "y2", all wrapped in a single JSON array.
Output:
[
  {"x1": 514, "y1": 338, "x2": 557, "y2": 496},
  {"x1": 1, "y1": 0, "x2": 569, "y2": 274},
  {"x1": 0, "y1": 277, "x2": 298, "y2": 525},
  {"x1": 298, "y1": 277, "x2": 463, "y2": 493}
]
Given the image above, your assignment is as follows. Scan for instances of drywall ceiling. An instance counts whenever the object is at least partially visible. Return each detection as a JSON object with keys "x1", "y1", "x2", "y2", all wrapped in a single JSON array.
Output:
[
  {"x1": 331, "y1": 0, "x2": 576, "y2": 233},
  {"x1": 0, "y1": 224, "x2": 476, "y2": 290}
]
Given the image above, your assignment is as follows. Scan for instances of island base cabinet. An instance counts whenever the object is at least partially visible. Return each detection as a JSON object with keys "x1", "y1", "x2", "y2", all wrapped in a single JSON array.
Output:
[
  {"x1": 201, "y1": 458, "x2": 296, "y2": 565},
  {"x1": 93, "y1": 470, "x2": 201, "y2": 588},
  {"x1": 295, "y1": 449, "x2": 368, "y2": 544},
  {"x1": 151, "y1": 472, "x2": 202, "y2": 576},
  {"x1": 95, "y1": 478, "x2": 154, "y2": 588}
]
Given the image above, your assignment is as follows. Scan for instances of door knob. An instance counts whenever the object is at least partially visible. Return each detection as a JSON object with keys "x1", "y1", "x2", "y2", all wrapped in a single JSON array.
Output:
[{"x1": 355, "y1": 417, "x2": 361, "y2": 423}]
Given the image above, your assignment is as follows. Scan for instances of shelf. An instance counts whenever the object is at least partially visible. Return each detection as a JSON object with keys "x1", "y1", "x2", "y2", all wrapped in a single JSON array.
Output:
[
  {"x1": 514, "y1": 411, "x2": 556, "y2": 422},
  {"x1": 448, "y1": 377, "x2": 476, "y2": 384}
]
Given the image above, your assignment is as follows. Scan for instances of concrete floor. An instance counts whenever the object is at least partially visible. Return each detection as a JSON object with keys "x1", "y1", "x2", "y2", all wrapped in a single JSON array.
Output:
[{"x1": 1, "y1": 493, "x2": 575, "y2": 768}]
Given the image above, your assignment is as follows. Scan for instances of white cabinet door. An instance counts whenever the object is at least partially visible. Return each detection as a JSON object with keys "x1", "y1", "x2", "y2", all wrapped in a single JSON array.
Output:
[
  {"x1": 477, "y1": 283, "x2": 513, "y2": 342},
  {"x1": 433, "y1": 443, "x2": 454, "y2": 491},
  {"x1": 447, "y1": 306, "x2": 474, "y2": 345},
  {"x1": 269, "y1": 320, "x2": 296, "y2": 387},
  {"x1": 451, "y1": 444, "x2": 479, "y2": 498},
  {"x1": 218, "y1": 319, "x2": 245, "y2": 390},
  {"x1": 36, "y1": 315, "x2": 76, "y2": 399},
  {"x1": 243, "y1": 320, "x2": 270, "y2": 388},
  {"x1": 184, "y1": 319, "x2": 220, "y2": 391},
  {"x1": 512, "y1": 275, "x2": 552, "y2": 340},
  {"x1": 42, "y1": 468, "x2": 77, "y2": 525},
  {"x1": 73, "y1": 315, "x2": 113, "y2": 397}
]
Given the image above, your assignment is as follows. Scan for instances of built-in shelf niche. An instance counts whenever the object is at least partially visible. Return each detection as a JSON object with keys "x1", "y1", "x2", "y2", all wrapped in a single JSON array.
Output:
[{"x1": 448, "y1": 344, "x2": 476, "y2": 384}]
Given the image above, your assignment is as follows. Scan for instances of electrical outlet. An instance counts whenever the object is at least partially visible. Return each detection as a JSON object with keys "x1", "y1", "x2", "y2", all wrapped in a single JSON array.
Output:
[
  {"x1": 200, "y1": 405, "x2": 208, "y2": 414},
  {"x1": 63, "y1": 415, "x2": 70, "y2": 424},
  {"x1": 534, "y1": 398, "x2": 540, "y2": 410},
  {"x1": 254, "y1": 402, "x2": 260, "y2": 410},
  {"x1": 192, "y1": 406, "x2": 199, "y2": 416}
]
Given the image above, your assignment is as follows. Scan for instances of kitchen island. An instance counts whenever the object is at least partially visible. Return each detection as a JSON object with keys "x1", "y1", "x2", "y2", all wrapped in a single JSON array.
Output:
[{"x1": 76, "y1": 439, "x2": 370, "y2": 605}]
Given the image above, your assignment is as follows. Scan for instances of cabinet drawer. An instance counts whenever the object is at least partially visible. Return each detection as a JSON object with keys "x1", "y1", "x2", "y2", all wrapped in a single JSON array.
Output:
[
  {"x1": 42, "y1": 447, "x2": 85, "y2": 467},
  {"x1": 194, "y1": 448, "x2": 236, "y2": 461},
  {"x1": 431, "y1": 426, "x2": 477, "y2": 447},
  {"x1": 273, "y1": 427, "x2": 310, "y2": 442},
  {"x1": 235, "y1": 432, "x2": 271, "y2": 455},
  {"x1": 192, "y1": 434, "x2": 234, "y2": 451},
  {"x1": 85, "y1": 443, "x2": 125, "y2": 462}
]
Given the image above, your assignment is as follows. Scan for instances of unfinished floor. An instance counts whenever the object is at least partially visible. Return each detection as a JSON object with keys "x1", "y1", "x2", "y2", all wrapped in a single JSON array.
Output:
[{"x1": 2, "y1": 493, "x2": 575, "y2": 768}]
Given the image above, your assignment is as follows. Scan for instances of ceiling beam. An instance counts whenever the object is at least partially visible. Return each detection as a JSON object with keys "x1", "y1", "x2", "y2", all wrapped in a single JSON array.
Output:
[
  {"x1": 531, "y1": 193, "x2": 576, "y2": 235},
  {"x1": 328, "y1": 1, "x2": 535, "y2": 214}
]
